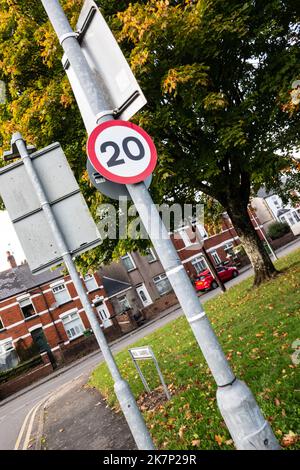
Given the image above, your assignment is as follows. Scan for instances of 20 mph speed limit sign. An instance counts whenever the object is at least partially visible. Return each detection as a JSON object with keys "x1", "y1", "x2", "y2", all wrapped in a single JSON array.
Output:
[{"x1": 87, "y1": 121, "x2": 157, "y2": 184}]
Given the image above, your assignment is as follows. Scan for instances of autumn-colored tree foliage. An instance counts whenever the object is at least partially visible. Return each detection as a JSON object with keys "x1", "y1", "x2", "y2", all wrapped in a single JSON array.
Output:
[
  {"x1": 112, "y1": 0, "x2": 300, "y2": 285},
  {"x1": 0, "y1": 0, "x2": 300, "y2": 284}
]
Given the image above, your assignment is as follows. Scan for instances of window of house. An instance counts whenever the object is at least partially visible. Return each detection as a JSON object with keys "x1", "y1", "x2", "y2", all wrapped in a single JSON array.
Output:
[
  {"x1": 272, "y1": 196, "x2": 281, "y2": 209},
  {"x1": 121, "y1": 253, "x2": 136, "y2": 272},
  {"x1": 286, "y1": 213, "x2": 296, "y2": 226},
  {"x1": 292, "y1": 211, "x2": 300, "y2": 223},
  {"x1": 117, "y1": 295, "x2": 131, "y2": 312},
  {"x1": 61, "y1": 311, "x2": 84, "y2": 340},
  {"x1": 84, "y1": 274, "x2": 98, "y2": 292},
  {"x1": 153, "y1": 274, "x2": 172, "y2": 296},
  {"x1": 191, "y1": 256, "x2": 207, "y2": 274},
  {"x1": 0, "y1": 317, "x2": 4, "y2": 330},
  {"x1": 0, "y1": 339, "x2": 14, "y2": 358},
  {"x1": 224, "y1": 242, "x2": 234, "y2": 253},
  {"x1": 52, "y1": 283, "x2": 71, "y2": 305},
  {"x1": 145, "y1": 248, "x2": 156, "y2": 263},
  {"x1": 18, "y1": 295, "x2": 36, "y2": 319},
  {"x1": 211, "y1": 251, "x2": 222, "y2": 265}
]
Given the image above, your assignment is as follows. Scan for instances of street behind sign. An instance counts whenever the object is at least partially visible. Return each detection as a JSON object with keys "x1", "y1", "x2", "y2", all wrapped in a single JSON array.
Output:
[
  {"x1": 0, "y1": 143, "x2": 102, "y2": 274},
  {"x1": 87, "y1": 121, "x2": 157, "y2": 184}
]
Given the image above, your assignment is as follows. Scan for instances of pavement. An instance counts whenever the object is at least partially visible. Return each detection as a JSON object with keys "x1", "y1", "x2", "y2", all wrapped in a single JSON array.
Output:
[
  {"x1": 28, "y1": 375, "x2": 136, "y2": 451},
  {"x1": 2, "y1": 236, "x2": 300, "y2": 450}
]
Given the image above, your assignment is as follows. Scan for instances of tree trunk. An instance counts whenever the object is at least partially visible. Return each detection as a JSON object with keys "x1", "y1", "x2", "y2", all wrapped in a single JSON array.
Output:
[{"x1": 226, "y1": 201, "x2": 278, "y2": 287}]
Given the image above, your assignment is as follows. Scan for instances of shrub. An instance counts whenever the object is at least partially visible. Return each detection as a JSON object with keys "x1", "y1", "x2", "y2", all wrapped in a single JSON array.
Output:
[{"x1": 267, "y1": 221, "x2": 290, "y2": 240}]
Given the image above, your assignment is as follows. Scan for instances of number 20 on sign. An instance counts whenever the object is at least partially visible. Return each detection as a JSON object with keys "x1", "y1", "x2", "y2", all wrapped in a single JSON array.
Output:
[{"x1": 87, "y1": 121, "x2": 157, "y2": 184}]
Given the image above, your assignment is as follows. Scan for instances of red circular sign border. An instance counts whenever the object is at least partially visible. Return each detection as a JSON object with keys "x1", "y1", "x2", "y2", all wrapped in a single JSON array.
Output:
[{"x1": 87, "y1": 120, "x2": 157, "y2": 184}]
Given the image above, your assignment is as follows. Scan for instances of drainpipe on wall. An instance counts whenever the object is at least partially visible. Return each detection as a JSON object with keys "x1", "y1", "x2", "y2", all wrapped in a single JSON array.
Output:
[{"x1": 38, "y1": 286, "x2": 64, "y2": 343}]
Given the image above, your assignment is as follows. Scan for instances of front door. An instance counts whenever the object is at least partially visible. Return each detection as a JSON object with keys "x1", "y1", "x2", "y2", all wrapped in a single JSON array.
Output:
[
  {"x1": 31, "y1": 328, "x2": 49, "y2": 353},
  {"x1": 31, "y1": 327, "x2": 56, "y2": 367},
  {"x1": 96, "y1": 303, "x2": 113, "y2": 328},
  {"x1": 136, "y1": 284, "x2": 153, "y2": 307}
]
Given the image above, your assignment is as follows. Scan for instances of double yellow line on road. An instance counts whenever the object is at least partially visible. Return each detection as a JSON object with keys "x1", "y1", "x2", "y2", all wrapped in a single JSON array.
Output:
[{"x1": 14, "y1": 397, "x2": 47, "y2": 450}]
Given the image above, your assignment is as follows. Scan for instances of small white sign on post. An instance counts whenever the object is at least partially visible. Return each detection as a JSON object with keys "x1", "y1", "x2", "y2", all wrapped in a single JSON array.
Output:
[{"x1": 128, "y1": 346, "x2": 171, "y2": 400}]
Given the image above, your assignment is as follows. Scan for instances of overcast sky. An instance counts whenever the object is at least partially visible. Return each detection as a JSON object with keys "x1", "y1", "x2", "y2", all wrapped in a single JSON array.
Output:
[{"x1": 0, "y1": 211, "x2": 25, "y2": 272}]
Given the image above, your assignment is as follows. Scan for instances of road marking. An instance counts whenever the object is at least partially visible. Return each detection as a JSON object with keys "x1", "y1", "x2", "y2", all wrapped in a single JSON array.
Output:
[
  {"x1": 22, "y1": 399, "x2": 45, "y2": 450},
  {"x1": 14, "y1": 400, "x2": 42, "y2": 450}
]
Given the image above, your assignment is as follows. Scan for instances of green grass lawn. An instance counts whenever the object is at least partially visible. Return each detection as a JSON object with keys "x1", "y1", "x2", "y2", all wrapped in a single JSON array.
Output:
[{"x1": 89, "y1": 249, "x2": 300, "y2": 450}]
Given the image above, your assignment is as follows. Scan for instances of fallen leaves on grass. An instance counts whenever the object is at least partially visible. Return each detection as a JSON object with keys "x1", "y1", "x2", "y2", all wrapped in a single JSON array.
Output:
[
  {"x1": 215, "y1": 434, "x2": 224, "y2": 446},
  {"x1": 281, "y1": 431, "x2": 299, "y2": 447},
  {"x1": 191, "y1": 439, "x2": 201, "y2": 447},
  {"x1": 178, "y1": 425, "x2": 187, "y2": 440}
]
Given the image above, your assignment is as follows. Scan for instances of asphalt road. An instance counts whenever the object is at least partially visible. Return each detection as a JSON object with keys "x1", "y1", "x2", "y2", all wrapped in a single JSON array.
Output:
[{"x1": 1, "y1": 238, "x2": 299, "y2": 450}]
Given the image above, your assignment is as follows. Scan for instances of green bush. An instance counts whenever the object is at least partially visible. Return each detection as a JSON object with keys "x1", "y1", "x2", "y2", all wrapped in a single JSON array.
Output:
[{"x1": 267, "y1": 221, "x2": 290, "y2": 240}]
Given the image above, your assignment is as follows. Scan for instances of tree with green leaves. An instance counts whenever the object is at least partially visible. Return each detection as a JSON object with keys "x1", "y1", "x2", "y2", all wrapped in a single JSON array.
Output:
[
  {"x1": 0, "y1": 0, "x2": 299, "y2": 285},
  {"x1": 112, "y1": 0, "x2": 300, "y2": 285}
]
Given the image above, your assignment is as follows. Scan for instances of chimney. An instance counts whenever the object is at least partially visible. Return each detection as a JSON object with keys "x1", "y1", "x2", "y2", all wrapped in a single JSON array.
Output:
[{"x1": 6, "y1": 251, "x2": 17, "y2": 269}]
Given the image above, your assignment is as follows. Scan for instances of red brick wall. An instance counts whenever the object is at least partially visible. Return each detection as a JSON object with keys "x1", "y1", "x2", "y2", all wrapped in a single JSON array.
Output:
[
  {"x1": 0, "y1": 271, "x2": 117, "y2": 358},
  {"x1": 0, "y1": 363, "x2": 53, "y2": 400}
]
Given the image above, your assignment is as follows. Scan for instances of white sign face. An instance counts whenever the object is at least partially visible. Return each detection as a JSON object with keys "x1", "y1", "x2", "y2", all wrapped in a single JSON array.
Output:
[
  {"x1": 87, "y1": 121, "x2": 157, "y2": 184},
  {"x1": 76, "y1": 0, "x2": 147, "y2": 122},
  {"x1": 129, "y1": 347, "x2": 153, "y2": 360},
  {"x1": 0, "y1": 143, "x2": 102, "y2": 274}
]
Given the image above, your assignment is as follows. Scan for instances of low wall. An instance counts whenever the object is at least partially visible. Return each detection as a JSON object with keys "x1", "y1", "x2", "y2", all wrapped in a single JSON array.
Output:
[
  {"x1": 59, "y1": 335, "x2": 99, "y2": 364},
  {"x1": 270, "y1": 231, "x2": 296, "y2": 250},
  {"x1": 57, "y1": 327, "x2": 123, "y2": 365},
  {"x1": 142, "y1": 292, "x2": 178, "y2": 320},
  {"x1": 0, "y1": 363, "x2": 53, "y2": 400}
]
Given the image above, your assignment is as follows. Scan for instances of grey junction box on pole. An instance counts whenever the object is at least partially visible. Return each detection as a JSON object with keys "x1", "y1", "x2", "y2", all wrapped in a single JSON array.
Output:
[{"x1": 40, "y1": 0, "x2": 280, "y2": 450}]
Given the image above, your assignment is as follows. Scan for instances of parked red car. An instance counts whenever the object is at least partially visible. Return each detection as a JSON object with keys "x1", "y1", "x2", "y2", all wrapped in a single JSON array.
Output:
[{"x1": 194, "y1": 265, "x2": 239, "y2": 292}]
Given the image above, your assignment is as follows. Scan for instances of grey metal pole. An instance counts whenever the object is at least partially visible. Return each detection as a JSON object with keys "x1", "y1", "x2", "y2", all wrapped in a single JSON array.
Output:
[
  {"x1": 126, "y1": 183, "x2": 280, "y2": 450},
  {"x1": 40, "y1": 0, "x2": 280, "y2": 450},
  {"x1": 11, "y1": 132, "x2": 154, "y2": 451}
]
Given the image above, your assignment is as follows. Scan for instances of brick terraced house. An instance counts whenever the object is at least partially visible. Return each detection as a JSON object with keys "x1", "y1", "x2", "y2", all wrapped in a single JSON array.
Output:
[{"x1": 0, "y1": 253, "x2": 116, "y2": 371}]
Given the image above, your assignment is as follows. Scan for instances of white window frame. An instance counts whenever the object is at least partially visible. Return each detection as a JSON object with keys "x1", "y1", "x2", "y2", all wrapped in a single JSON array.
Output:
[
  {"x1": 121, "y1": 253, "x2": 136, "y2": 272},
  {"x1": 84, "y1": 274, "x2": 98, "y2": 292},
  {"x1": 145, "y1": 248, "x2": 157, "y2": 263},
  {"x1": 271, "y1": 195, "x2": 281, "y2": 209},
  {"x1": 211, "y1": 251, "x2": 222, "y2": 265},
  {"x1": 60, "y1": 310, "x2": 85, "y2": 340},
  {"x1": 153, "y1": 273, "x2": 172, "y2": 296},
  {"x1": 224, "y1": 242, "x2": 234, "y2": 252},
  {"x1": 51, "y1": 282, "x2": 71, "y2": 305},
  {"x1": 191, "y1": 256, "x2": 207, "y2": 274},
  {"x1": 292, "y1": 210, "x2": 300, "y2": 223},
  {"x1": 117, "y1": 295, "x2": 131, "y2": 312},
  {"x1": 0, "y1": 316, "x2": 4, "y2": 330},
  {"x1": 0, "y1": 337, "x2": 14, "y2": 358},
  {"x1": 17, "y1": 294, "x2": 37, "y2": 319}
]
